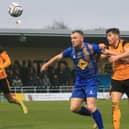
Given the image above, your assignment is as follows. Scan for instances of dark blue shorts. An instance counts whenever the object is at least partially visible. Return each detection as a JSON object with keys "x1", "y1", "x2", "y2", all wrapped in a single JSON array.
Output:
[{"x1": 71, "y1": 79, "x2": 98, "y2": 98}]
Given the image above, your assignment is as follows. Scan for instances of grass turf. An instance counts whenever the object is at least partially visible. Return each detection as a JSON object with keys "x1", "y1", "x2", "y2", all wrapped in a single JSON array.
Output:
[{"x1": 0, "y1": 100, "x2": 128, "y2": 129}]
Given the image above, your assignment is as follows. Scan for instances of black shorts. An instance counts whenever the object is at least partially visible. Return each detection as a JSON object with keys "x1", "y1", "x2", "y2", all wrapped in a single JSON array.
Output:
[
  {"x1": 0, "y1": 78, "x2": 11, "y2": 93},
  {"x1": 111, "y1": 79, "x2": 129, "y2": 97}
]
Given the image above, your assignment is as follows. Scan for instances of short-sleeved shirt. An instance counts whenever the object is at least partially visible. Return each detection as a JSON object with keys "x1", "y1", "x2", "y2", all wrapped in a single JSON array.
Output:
[
  {"x1": 62, "y1": 42, "x2": 101, "y2": 86},
  {"x1": 0, "y1": 48, "x2": 8, "y2": 79},
  {"x1": 109, "y1": 40, "x2": 129, "y2": 80}
]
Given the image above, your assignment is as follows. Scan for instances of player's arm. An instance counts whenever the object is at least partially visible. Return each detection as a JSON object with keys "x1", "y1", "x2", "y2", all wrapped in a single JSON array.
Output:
[
  {"x1": 102, "y1": 49, "x2": 117, "y2": 56},
  {"x1": 89, "y1": 43, "x2": 107, "y2": 54},
  {"x1": 98, "y1": 43, "x2": 118, "y2": 56},
  {"x1": 41, "y1": 53, "x2": 63, "y2": 72},
  {"x1": 88, "y1": 43, "x2": 107, "y2": 58},
  {"x1": 109, "y1": 44, "x2": 129, "y2": 63},
  {"x1": 0, "y1": 50, "x2": 11, "y2": 69},
  {"x1": 100, "y1": 49, "x2": 118, "y2": 60},
  {"x1": 41, "y1": 47, "x2": 72, "y2": 72},
  {"x1": 117, "y1": 48, "x2": 129, "y2": 59},
  {"x1": 98, "y1": 44, "x2": 120, "y2": 60}
]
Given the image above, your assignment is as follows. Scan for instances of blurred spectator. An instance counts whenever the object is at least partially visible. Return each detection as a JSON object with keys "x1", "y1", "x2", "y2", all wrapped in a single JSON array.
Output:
[
  {"x1": 56, "y1": 61, "x2": 72, "y2": 85},
  {"x1": 40, "y1": 72, "x2": 51, "y2": 87},
  {"x1": 47, "y1": 66, "x2": 59, "y2": 86},
  {"x1": 7, "y1": 59, "x2": 73, "y2": 87},
  {"x1": 21, "y1": 60, "x2": 29, "y2": 85},
  {"x1": 12, "y1": 75, "x2": 23, "y2": 87},
  {"x1": 27, "y1": 63, "x2": 37, "y2": 86}
]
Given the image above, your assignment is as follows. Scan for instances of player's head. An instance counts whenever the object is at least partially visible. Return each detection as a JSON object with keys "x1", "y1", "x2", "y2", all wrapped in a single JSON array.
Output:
[
  {"x1": 70, "y1": 30, "x2": 84, "y2": 48},
  {"x1": 106, "y1": 28, "x2": 120, "y2": 45}
]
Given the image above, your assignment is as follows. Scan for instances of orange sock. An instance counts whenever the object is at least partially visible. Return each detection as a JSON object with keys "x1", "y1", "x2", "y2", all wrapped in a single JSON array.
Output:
[{"x1": 112, "y1": 101, "x2": 121, "y2": 129}]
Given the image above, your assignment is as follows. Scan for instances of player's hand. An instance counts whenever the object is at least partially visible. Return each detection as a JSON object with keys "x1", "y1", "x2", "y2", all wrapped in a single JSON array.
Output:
[
  {"x1": 101, "y1": 48, "x2": 109, "y2": 55},
  {"x1": 108, "y1": 55, "x2": 120, "y2": 63},
  {"x1": 99, "y1": 43, "x2": 107, "y2": 54},
  {"x1": 99, "y1": 43, "x2": 106, "y2": 50},
  {"x1": 40, "y1": 63, "x2": 48, "y2": 72}
]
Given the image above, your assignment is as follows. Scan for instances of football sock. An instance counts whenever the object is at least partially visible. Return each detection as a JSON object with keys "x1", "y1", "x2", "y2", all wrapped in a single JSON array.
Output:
[
  {"x1": 77, "y1": 106, "x2": 91, "y2": 116},
  {"x1": 112, "y1": 101, "x2": 121, "y2": 129},
  {"x1": 92, "y1": 109, "x2": 104, "y2": 129}
]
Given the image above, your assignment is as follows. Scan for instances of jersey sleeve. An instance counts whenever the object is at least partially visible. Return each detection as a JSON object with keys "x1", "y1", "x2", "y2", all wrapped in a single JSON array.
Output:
[
  {"x1": 62, "y1": 47, "x2": 72, "y2": 58},
  {"x1": 92, "y1": 43, "x2": 102, "y2": 54},
  {"x1": 124, "y1": 43, "x2": 129, "y2": 50}
]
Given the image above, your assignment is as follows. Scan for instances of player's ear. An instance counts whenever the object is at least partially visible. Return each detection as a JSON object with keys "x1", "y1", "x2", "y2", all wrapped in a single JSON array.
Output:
[
  {"x1": 81, "y1": 36, "x2": 84, "y2": 42},
  {"x1": 116, "y1": 34, "x2": 120, "y2": 40}
]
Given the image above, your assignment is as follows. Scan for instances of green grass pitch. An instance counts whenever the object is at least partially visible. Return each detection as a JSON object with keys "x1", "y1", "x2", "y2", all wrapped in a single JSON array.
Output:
[{"x1": 0, "y1": 100, "x2": 128, "y2": 129}]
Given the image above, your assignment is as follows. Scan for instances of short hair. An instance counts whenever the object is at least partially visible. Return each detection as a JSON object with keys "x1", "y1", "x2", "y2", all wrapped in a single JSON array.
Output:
[
  {"x1": 71, "y1": 30, "x2": 84, "y2": 36},
  {"x1": 106, "y1": 28, "x2": 120, "y2": 35}
]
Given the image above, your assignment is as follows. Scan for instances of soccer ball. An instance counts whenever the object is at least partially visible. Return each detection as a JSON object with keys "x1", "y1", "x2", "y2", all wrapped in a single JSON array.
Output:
[{"x1": 8, "y1": 2, "x2": 23, "y2": 17}]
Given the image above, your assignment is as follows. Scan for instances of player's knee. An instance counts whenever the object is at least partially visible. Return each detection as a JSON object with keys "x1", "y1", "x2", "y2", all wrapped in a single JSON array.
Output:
[
  {"x1": 70, "y1": 106, "x2": 80, "y2": 113},
  {"x1": 86, "y1": 104, "x2": 96, "y2": 113}
]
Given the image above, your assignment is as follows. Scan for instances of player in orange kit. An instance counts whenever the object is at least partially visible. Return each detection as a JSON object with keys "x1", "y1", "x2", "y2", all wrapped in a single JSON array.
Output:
[
  {"x1": 0, "y1": 47, "x2": 28, "y2": 114},
  {"x1": 102, "y1": 28, "x2": 129, "y2": 129}
]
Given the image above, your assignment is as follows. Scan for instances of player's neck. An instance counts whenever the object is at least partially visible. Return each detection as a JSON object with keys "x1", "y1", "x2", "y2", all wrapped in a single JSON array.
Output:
[
  {"x1": 113, "y1": 39, "x2": 120, "y2": 48},
  {"x1": 76, "y1": 42, "x2": 84, "y2": 50}
]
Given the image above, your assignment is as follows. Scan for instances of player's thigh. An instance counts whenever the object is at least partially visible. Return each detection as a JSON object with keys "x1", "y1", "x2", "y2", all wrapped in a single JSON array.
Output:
[
  {"x1": 70, "y1": 98, "x2": 84, "y2": 112},
  {"x1": 0, "y1": 78, "x2": 11, "y2": 93},
  {"x1": 86, "y1": 97, "x2": 97, "y2": 112},
  {"x1": 85, "y1": 82, "x2": 98, "y2": 112},
  {"x1": 111, "y1": 79, "x2": 123, "y2": 101},
  {"x1": 70, "y1": 86, "x2": 85, "y2": 111},
  {"x1": 111, "y1": 92, "x2": 123, "y2": 101}
]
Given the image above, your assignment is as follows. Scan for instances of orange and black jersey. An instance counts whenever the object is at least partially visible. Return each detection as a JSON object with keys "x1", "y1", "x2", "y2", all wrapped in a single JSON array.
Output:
[
  {"x1": 109, "y1": 40, "x2": 129, "y2": 80},
  {"x1": 0, "y1": 47, "x2": 11, "y2": 80}
]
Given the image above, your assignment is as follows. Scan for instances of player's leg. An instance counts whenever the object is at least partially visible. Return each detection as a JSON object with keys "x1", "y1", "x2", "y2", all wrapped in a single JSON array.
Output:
[
  {"x1": 70, "y1": 87, "x2": 98, "y2": 129},
  {"x1": 1, "y1": 78, "x2": 28, "y2": 114},
  {"x1": 110, "y1": 79, "x2": 124, "y2": 129},
  {"x1": 70, "y1": 87, "x2": 91, "y2": 116},
  {"x1": 4, "y1": 93, "x2": 21, "y2": 104},
  {"x1": 70, "y1": 98, "x2": 92, "y2": 116},
  {"x1": 86, "y1": 97, "x2": 104, "y2": 129},
  {"x1": 85, "y1": 82, "x2": 104, "y2": 129},
  {"x1": 4, "y1": 93, "x2": 28, "y2": 114},
  {"x1": 111, "y1": 92, "x2": 122, "y2": 129},
  {"x1": 84, "y1": 100, "x2": 97, "y2": 129},
  {"x1": 70, "y1": 98, "x2": 84, "y2": 112}
]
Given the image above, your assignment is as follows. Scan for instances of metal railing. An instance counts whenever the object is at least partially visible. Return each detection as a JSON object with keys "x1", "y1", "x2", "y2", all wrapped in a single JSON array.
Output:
[{"x1": 11, "y1": 85, "x2": 109, "y2": 93}]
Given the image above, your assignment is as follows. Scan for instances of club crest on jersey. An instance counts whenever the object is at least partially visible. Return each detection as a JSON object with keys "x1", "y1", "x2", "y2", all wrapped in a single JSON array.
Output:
[{"x1": 77, "y1": 59, "x2": 88, "y2": 70}]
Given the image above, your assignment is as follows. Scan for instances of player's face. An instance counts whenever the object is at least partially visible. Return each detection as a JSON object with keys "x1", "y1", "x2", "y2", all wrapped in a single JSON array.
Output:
[
  {"x1": 71, "y1": 33, "x2": 84, "y2": 47},
  {"x1": 106, "y1": 32, "x2": 119, "y2": 46}
]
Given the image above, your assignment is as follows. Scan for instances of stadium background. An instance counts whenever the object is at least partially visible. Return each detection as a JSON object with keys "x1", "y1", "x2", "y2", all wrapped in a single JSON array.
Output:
[
  {"x1": 1, "y1": 28, "x2": 129, "y2": 96},
  {"x1": 0, "y1": 28, "x2": 129, "y2": 129}
]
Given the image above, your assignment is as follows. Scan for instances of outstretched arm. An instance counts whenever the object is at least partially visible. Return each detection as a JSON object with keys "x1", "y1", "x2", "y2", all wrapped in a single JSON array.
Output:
[{"x1": 41, "y1": 53, "x2": 63, "y2": 72}]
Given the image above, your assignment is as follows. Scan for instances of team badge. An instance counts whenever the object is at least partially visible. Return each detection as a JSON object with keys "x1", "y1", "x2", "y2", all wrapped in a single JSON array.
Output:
[{"x1": 77, "y1": 59, "x2": 88, "y2": 70}]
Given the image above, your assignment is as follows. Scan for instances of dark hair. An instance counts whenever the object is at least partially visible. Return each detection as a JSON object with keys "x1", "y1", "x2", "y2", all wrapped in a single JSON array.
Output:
[
  {"x1": 106, "y1": 28, "x2": 120, "y2": 35},
  {"x1": 71, "y1": 30, "x2": 84, "y2": 36}
]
